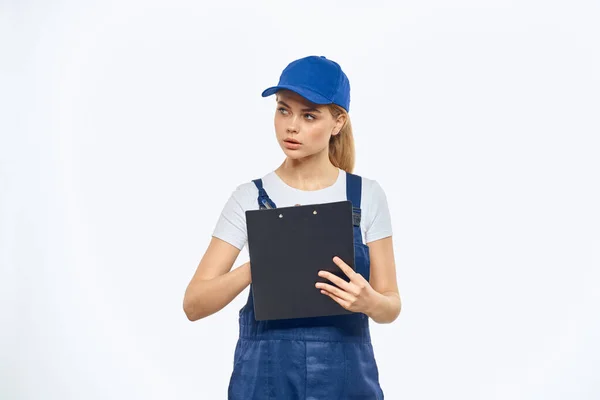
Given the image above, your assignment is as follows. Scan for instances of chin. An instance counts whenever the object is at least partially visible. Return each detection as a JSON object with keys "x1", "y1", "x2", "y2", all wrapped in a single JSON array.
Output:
[{"x1": 282, "y1": 149, "x2": 302, "y2": 158}]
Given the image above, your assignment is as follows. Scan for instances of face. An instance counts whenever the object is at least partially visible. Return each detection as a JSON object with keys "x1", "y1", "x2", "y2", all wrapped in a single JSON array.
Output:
[{"x1": 274, "y1": 90, "x2": 345, "y2": 159}]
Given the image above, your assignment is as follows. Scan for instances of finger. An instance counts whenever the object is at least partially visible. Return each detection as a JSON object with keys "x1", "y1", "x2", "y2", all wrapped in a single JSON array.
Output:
[
  {"x1": 318, "y1": 270, "x2": 353, "y2": 291},
  {"x1": 320, "y1": 289, "x2": 351, "y2": 309},
  {"x1": 316, "y1": 282, "x2": 354, "y2": 302},
  {"x1": 333, "y1": 256, "x2": 357, "y2": 280}
]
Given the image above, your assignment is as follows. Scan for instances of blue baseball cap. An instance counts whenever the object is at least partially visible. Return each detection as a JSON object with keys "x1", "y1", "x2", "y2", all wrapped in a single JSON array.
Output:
[{"x1": 261, "y1": 55, "x2": 351, "y2": 112}]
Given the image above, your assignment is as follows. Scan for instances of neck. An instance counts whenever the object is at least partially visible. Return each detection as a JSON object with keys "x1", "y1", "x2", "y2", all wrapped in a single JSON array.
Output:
[{"x1": 275, "y1": 151, "x2": 339, "y2": 191}]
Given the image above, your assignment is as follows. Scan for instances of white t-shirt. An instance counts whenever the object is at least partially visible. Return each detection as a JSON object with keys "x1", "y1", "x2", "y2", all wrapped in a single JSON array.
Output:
[{"x1": 212, "y1": 168, "x2": 393, "y2": 250}]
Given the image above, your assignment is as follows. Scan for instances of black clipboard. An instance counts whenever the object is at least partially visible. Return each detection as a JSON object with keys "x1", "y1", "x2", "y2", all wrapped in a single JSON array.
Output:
[{"x1": 245, "y1": 200, "x2": 356, "y2": 321}]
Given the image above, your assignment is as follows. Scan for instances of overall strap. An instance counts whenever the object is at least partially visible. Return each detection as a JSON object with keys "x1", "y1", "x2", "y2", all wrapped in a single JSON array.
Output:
[
  {"x1": 252, "y1": 179, "x2": 277, "y2": 209},
  {"x1": 346, "y1": 172, "x2": 364, "y2": 242}
]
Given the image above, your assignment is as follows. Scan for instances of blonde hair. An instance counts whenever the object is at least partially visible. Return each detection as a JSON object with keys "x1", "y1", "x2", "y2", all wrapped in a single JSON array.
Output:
[{"x1": 327, "y1": 104, "x2": 355, "y2": 174}]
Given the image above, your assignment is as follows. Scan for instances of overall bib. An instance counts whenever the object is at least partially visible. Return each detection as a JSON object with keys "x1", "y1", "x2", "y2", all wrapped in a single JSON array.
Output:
[{"x1": 228, "y1": 172, "x2": 384, "y2": 400}]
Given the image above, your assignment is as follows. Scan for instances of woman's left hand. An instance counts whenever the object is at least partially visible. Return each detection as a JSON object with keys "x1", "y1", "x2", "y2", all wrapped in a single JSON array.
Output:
[{"x1": 316, "y1": 256, "x2": 380, "y2": 315}]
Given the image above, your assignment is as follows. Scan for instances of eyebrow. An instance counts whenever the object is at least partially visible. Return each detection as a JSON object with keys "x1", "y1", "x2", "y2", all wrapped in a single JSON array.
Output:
[{"x1": 277, "y1": 100, "x2": 322, "y2": 114}]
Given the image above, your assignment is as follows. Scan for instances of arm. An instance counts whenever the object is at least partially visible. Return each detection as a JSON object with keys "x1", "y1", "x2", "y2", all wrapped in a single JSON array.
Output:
[
  {"x1": 365, "y1": 236, "x2": 401, "y2": 324},
  {"x1": 183, "y1": 236, "x2": 252, "y2": 321}
]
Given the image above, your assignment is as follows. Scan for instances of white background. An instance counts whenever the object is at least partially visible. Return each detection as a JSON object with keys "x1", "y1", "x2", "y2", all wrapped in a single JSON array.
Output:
[{"x1": 1, "y1": 0, "x2": 599, "y2": 399}]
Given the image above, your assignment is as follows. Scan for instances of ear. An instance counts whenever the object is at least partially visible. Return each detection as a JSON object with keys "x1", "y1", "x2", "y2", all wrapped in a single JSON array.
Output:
[{"x1": 332, "y1": 114, "x2": 347, "y2": 136}]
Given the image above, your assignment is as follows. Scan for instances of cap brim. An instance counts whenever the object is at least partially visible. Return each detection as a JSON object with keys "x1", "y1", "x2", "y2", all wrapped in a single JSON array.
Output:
[{"x1": 261, "y1": 84, "x2": 331, "y2": 105}]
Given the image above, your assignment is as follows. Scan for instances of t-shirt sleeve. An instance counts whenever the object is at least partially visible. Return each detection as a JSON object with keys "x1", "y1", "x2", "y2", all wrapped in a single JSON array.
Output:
[
  {"x1": 211, "y1": 184, "x2": 252, "y2": 250},
  {"x1": 365, "y1": 179, "x2": 393, "y2": 243}
]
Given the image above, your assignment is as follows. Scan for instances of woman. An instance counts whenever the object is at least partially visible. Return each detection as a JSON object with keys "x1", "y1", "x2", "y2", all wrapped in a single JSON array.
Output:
[{"x1": 183, "y1": 55, "x2": 401, "y2": 399}]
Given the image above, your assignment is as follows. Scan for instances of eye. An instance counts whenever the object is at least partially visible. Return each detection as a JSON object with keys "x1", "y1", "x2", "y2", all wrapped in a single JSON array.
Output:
[
  {"x1": 277, "y1": 107, "x2": 288, "y2": 114},
  {"x1": 305, "y1": 114, "x2": 316, "y2": 120}
]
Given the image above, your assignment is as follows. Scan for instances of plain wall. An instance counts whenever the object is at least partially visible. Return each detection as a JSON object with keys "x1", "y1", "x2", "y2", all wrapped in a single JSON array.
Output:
[{"x1": 1, "y1": 0, "x2": 599, "y2": 399}]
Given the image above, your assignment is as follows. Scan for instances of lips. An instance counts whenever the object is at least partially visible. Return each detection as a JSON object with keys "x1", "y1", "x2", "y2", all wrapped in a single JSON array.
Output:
[{"x1": 284, "y1": 139, "x2": 301, "y2": 144}]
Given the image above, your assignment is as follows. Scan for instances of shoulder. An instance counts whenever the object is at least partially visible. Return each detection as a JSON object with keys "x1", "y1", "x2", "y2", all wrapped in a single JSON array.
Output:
[
  {"x1": 352, "y1": 173, "x2": 393, "y2": 241},
  {"x1": 349, "y1": 172, "x2": 387, "y2": 202},
  {"x1": 224, "y1": 176, "x2": 264, "y2": 210},
  {"x1": 232, "y1": 180, "x2": 260, "y2": 197},
  {"x1": 230, "y1": 180, "x2": 258, "y2": 199}
]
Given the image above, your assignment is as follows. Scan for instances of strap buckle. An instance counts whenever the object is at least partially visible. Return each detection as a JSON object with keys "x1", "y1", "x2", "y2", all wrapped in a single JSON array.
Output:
[{"x1": 352, "y1": 207, "x2": 361, "y2": 226}]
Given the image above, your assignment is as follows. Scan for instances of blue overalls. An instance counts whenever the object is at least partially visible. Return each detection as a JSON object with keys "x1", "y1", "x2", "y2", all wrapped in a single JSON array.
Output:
[{"x1": 228, "y1": 172, "x2": 384, "y2": 400}]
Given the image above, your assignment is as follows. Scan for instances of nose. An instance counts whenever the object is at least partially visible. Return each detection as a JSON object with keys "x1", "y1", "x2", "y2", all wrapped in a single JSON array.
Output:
[{"x1": 286, "y1": 115, "x2": 299, "y2": 134}]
